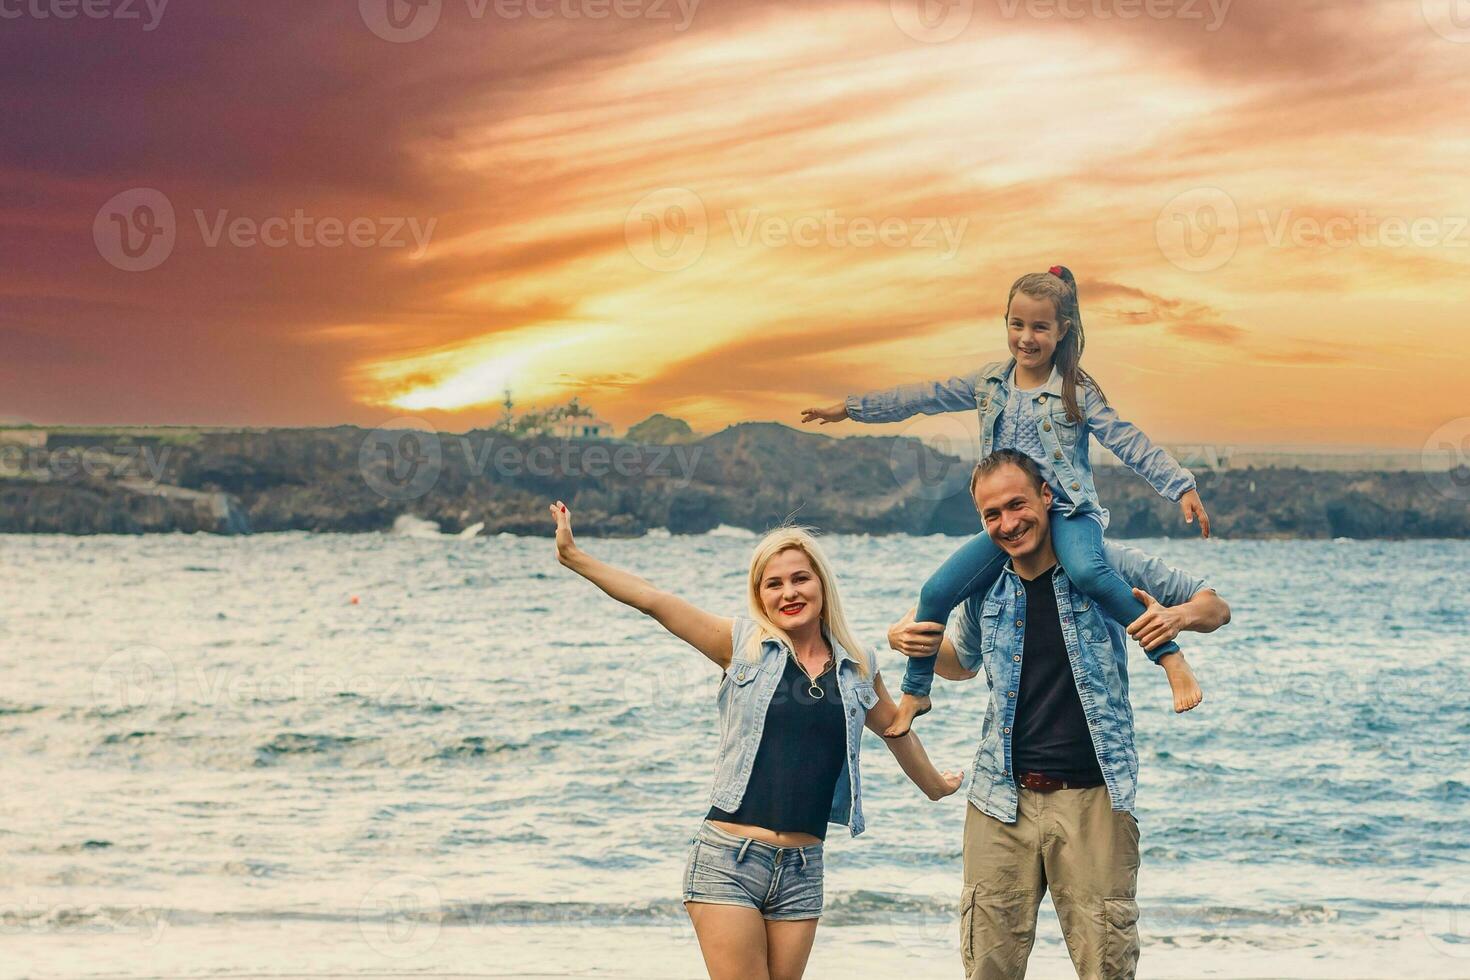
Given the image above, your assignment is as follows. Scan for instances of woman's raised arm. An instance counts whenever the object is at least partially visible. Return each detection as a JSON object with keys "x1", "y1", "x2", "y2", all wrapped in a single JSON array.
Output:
[{"x1": 550, "y1": 501, "x2": 734, "y2": 669}]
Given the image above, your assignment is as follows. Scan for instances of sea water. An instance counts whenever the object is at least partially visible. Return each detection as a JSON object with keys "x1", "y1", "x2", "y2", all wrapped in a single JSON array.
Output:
[{"x1": 2, "y1": 532, "x2": 1467, "y2": 978}]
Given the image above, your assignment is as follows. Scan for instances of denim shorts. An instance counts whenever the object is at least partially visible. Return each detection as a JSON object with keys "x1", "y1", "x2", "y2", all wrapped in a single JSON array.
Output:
[{"x1": 681, "y1": 821, "x2": 824, "y2": 920}]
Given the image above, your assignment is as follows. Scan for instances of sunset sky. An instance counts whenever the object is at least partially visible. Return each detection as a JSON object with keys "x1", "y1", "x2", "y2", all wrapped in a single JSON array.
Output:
[{"x1": 2, "y1": 0, "x2": 1468, "y2": 449}]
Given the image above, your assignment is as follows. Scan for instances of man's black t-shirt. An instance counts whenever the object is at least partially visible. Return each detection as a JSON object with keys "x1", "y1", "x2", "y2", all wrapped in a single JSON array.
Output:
[{"x1": 1012, "y1": 565, "x2": 1105, "y2": 786}]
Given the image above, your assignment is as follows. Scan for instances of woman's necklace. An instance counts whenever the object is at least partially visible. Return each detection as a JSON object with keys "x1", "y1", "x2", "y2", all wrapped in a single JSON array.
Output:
[{"x1": 788, "y1": 644, "x2": 833, "y2": 700}]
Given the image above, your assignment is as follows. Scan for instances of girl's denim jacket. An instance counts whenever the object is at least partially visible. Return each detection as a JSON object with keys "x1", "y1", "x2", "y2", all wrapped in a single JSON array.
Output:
[
  {"x1": 708, "y1": 617, "x2": 880, "y2": 838},
  {"x1": 845, "y1": 359, "x2": 1197, "y2": 522}
]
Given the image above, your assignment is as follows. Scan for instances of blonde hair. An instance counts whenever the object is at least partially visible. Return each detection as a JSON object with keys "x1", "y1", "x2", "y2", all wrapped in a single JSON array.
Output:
[{"x1": 742, "y1": 525, "x2": 870, "y2": 679}]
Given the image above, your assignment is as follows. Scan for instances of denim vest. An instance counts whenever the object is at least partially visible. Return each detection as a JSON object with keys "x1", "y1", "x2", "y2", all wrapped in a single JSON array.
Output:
[
  {"x1": 707, "y1": 617, "x2": 879, "y2": 837},
  {"x1": 845, "y1": 358, "x2": 1197, "y2": 526},
  {"x1": 950, "y1": 542, "x2": 1209, "y2": 823}
]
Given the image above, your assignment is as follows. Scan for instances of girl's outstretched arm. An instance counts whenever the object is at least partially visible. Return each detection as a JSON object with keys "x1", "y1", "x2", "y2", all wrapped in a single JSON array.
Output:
[
  {"x1": 550, "y1": 501, "x2": 734, "y2": 669},
  {"x1": 862, "y1": 670, "x2": 964, "y2": 801},
  {"x1": 802, "y1": 371, "x2": 983, "y2": 426},
  {"x1": 1082, "y1": 386, "x2": 1211, "y2": 537},
  {"x1": 800, "y1": 401, "x2": 850, "y2": 425}
]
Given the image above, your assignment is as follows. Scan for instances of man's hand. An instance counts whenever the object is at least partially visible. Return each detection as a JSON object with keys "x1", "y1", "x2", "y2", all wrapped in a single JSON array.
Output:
[
  {"x1": 1178, "y1": 488, "x2": 1211, "y2": 538},
  {"x1": 800, "y1": 401, "x2": 849, "y2": 425},
  {"x1": 1127, "y1": 587, "x2": 1187, "y2": 652},
  {"x1": 888, "y1": 606, "x2": 945, "y2": 658}
]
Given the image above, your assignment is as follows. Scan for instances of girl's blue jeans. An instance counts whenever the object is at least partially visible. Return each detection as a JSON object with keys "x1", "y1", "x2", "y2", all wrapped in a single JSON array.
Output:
[{"x1": 901, "y1": 508, "x2": 1180, "y2": 697}]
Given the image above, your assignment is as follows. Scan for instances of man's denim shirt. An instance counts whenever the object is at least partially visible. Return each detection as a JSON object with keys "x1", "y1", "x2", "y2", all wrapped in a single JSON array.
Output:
[
  {"x1": 950, "y1": 542, "x2": 1209, "y2": 823},
  {"x1": 845, "y1": 359, "x2": 1197, "y2": 526},
  {"x1": 708, "y1": 617, "x2": 880, "y2": 837}
]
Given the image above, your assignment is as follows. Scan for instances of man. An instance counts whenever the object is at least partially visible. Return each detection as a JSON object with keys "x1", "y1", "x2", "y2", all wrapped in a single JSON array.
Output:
[{"x1": 888, "y1": 449, "x2": 1231, "y2": 979}]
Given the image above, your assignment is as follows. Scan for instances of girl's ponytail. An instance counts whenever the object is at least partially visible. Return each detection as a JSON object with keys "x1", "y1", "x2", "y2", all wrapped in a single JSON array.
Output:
[{"x1": 1006, "y1": 264, "x2": 1105, "y2": 423}]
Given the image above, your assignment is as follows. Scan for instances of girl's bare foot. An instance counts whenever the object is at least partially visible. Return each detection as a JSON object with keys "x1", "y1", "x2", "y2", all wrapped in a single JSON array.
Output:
[
  {"x1": 883, "y1": 692, "x2": 932, "y2": 738},
  {"x1": 1158, "y1": 651, "x2": 1203, "y2": 713}
]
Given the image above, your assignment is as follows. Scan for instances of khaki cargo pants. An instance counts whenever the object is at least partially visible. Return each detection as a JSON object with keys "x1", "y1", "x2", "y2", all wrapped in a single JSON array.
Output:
[{"x1": 960, "y1": 788, "x2": 1140, "y2": 979}]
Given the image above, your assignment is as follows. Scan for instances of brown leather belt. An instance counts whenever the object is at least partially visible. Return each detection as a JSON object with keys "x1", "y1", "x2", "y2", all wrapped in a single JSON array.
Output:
[{"x1": 1016, "y1": 771, "x2": 1098, "y2": 792}]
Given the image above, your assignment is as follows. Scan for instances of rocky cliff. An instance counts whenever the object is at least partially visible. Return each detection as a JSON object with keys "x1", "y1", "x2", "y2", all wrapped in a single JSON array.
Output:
[{"x1": 0, "y1": 423, "x2": 1465, "y2": 538}]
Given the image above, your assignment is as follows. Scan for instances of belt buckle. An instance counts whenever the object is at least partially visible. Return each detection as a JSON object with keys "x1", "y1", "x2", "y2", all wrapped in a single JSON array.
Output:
[{"x1": 1019, "y1": 771, "x2": 1064, "y2": 793}]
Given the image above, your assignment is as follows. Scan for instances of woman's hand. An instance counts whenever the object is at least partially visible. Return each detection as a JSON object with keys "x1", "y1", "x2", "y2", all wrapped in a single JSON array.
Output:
[
  {"x1": 799, "y1": 401, "x2": 849, "y2": 425},
  {"x1": 549, "y1": 500, "x2": 581, "y2": 566},
  {"x1": 547, "y1": 500, "x2": 733, "y2": 666},
  {"x1": 864, "y1": 672, "x2": 966, "y2": 800},
  {"x1": 1178, "y1": 488, "x2": 1211, "y2": 538},
  {"x1": 928, "y1": 770, "x2": 964, "y2": 801},
  {"x1": 1127, "y1": 588, "x2": 1187, "y2": 652}
]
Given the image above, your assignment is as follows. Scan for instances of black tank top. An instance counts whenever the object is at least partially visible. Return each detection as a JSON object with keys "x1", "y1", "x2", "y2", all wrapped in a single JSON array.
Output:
[{"x1": 707, "y1": 653, "x2": 847, "y2": 839}]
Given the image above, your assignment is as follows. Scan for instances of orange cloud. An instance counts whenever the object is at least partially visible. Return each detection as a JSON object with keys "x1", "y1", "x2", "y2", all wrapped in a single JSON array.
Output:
[{"x1": 1, "y1": 0, "x2": 1465, "y2": 447}]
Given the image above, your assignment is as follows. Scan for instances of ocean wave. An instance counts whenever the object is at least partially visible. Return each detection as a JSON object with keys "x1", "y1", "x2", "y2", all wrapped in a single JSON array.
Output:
[
  {"x1": 254, "y1": 732, "x2": 368, "y2": 761},
  {"x1": 70, "y1": 728, "x2": 555, "y2": 771},
  {"x1": 425, "y1": 735, "x2": 527, "y2": 761},
  {"x1": 1429, "y1": 779, "x2": 1470, "y2": 802},
  {"x1": 390, "y1": 514, "x2": 445, "y2": 538},
  {"x1": 3, "y1": 532, "x2": 1466, "y2": 960},
  {"x1": 706, "y1": 524, "x2": 757, "y2": 538},
  {"x1": 11, "y1": 896, "x2": 1359, "y2": 938}
]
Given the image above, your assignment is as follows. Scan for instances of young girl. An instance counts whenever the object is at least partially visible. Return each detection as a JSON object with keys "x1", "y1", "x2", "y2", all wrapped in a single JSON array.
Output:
[
  {"x1": 549, "y1": 503, "x2": 961, "y2": 978},
  {"x1": 800, "y1": 265, "x2": 1210, "y2": 736}
]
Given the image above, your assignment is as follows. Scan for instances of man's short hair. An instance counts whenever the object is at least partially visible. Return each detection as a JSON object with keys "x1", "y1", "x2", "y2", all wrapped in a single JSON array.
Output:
[{"x1": 970, "y1": 449, "x2": 1048, "y2": 501}]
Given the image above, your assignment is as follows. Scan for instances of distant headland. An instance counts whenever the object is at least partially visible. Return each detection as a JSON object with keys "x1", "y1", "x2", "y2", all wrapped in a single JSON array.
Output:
[{"x1": 0, "y1": 419, "x2": 1465, "y2": 538}]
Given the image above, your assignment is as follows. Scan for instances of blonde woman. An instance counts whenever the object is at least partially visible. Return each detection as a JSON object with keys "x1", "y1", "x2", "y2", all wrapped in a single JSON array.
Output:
[{"x1": 549, "y1": 501, "x2": 961, "y2": 980}]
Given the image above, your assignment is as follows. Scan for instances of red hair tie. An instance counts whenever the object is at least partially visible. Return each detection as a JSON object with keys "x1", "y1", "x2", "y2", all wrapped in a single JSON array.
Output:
[{"x1": 1048, "y1": 265, "x2": 1064, "y2": 277}]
